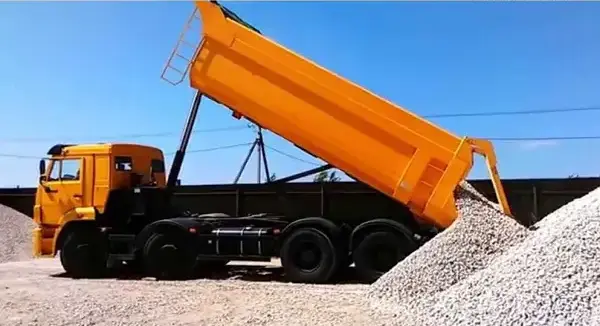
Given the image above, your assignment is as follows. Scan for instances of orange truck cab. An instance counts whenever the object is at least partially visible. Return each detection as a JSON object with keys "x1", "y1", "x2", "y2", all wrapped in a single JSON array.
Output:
[{"x1": 33, "y1": 143, "x2": 166, "y2": 258}]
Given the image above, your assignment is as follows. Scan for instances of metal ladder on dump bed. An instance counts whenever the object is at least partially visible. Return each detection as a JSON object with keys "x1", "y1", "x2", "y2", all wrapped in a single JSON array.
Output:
[{"x1": 160, "y1": 8, "x2": 202, "y2": 86}]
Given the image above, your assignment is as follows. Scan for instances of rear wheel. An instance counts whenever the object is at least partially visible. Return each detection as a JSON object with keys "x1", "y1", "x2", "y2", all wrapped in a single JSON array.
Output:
[
  {"x1": 280, "y1": 228, "x2": 338, "y2": 283},
  {"x1": 60, "y1": 229, "x2": 108, "y2": 278},
  {"x1": 353, "y1": 230, "x2": 416, "y2": 283},
  {"x1": 142, "y1": 232, "x2": 196, "y2": 280}
]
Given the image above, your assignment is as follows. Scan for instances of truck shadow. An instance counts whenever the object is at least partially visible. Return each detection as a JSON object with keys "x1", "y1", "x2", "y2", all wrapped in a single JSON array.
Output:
[{"x1": 50, "y1": 264, "x2": 369, "y2": 285}]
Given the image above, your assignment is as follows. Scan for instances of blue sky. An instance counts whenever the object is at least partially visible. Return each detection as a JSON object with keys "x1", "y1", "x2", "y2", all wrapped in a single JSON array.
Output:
[{"x1": 0, "y1": 1, "x2": 599, "y2": 187}]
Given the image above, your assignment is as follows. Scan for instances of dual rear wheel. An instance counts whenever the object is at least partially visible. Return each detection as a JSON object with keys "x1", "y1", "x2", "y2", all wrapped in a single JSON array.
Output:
[
  {"x1": 142, "y1": 232, "x2": 197, "y2": 280},
  {"x1": 353, "y1": 231, "x2": 416, "y2": 282},
  {"x1": 280, "y1": 227, "x2": 417, "y2": 283},
  {"x1": 280, "y1": 228, "x2": 340, "y2": 283}
]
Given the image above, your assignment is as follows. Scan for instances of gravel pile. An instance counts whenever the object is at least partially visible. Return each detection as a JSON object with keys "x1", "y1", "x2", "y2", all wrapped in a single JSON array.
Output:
[
  {"x1": 367, "y1": 182, "x2": 530, "y2": 313},
  {"x1": 0, "y1": 204, "x2": 34, "y2": 263},
  {"x1": 399, "y1": 186, "x2": 600, "y2": 326}
]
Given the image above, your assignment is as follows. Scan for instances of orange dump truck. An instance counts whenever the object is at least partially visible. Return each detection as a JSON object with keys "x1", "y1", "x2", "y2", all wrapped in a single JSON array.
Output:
[{"x1": 32, "y1": 1, "x2": 512, "y2": 284}]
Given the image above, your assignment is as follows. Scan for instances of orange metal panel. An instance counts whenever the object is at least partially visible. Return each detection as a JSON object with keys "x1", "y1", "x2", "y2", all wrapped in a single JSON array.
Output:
[{"x1": 187, "y1": 1, "x2": 479, "y2": 228}]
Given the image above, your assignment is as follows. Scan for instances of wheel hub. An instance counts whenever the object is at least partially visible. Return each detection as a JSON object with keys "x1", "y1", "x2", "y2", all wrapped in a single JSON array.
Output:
[
  {"x1": 158, "y1": 244, "x2": 178, "y2": 263},
  {"x1": 74, "y1": 243, "x2": 92, "y2": 261},
  {"x1": 372, "y1": 245, "x2": 401, "y2": 271},
  {"x1": 294, "y1": 242, "x2": 322, "y2": 271}
]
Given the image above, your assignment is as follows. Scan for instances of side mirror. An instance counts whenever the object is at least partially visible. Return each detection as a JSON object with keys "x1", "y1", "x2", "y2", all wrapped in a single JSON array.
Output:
[
  {"x1": 39, "y1": 159, "x2": 46, "y2": 176},
  {"x1": 38, "y1": 160, "x2": 48, "y2": 184}
]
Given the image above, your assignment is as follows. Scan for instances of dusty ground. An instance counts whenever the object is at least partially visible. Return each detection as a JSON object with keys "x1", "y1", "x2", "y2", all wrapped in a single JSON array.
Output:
[{"x1": 0, "y1": 258, "x2": 392, "y2": 326}]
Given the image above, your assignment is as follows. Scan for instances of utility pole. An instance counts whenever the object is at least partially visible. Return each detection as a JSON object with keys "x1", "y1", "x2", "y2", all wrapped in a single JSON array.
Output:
[{"x1": 233, "y1": 124, "x2": 271, "y2": 184}]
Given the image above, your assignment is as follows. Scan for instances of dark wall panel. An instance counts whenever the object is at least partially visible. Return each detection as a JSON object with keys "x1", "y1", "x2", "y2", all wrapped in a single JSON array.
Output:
[{"x1": 1, "y1": 178, "x2": 599, "y2": 227}]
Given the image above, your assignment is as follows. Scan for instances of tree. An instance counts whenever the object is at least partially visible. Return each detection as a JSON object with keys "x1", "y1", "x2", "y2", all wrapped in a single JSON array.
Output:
[{"x1": 313, "y1": 170, "x2": 341, "y2": 182}]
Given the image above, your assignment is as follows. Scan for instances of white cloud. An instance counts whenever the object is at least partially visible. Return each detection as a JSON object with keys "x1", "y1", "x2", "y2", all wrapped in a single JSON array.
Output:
[{"x1": 517, "y1": 139, "x2": 560, "y2": 151}]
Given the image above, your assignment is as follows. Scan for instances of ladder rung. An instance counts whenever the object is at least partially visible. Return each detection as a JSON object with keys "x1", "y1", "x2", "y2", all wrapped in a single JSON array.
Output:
[
  {"x1": 175, "y1": 53, "x2": 191, "y2": 62},
  {"x1": 162, "y1": 78, "x2": 180, "y2": 86},
  {"x1": 179, "y1": 40, "x2": 196, "y2": 48},
  {"x1": 167, "y1": 65, "x2": 185, "y2": 75}
]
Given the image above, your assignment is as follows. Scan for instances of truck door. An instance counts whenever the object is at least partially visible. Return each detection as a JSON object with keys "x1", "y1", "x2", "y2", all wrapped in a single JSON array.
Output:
[{"x1": 39, "y1": 158, "x2": 85, "y2": 225}]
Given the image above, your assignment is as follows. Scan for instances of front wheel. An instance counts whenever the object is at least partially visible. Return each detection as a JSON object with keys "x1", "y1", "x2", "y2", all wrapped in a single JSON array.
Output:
[
  {"x1": 60, "y1": 230, "x2": 108, "y2": 278},
  {"x1": 280, "y1": 228, "x2": 338, "y2": 284}
]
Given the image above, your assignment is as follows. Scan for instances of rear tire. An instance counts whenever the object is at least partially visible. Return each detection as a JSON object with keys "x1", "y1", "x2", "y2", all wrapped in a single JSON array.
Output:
[
  {"x1": 280, "y1": 228, "x2": 338, "y2": 284},
  {"x1": 60, "y1": 229, "x2": 108, "y2": 278},
  {"x1": 142, "y1": 232, "x2": 196, "y2": 280},
  {"x1": 353, "y1": 230, "x2": 416, "y2": 283}
]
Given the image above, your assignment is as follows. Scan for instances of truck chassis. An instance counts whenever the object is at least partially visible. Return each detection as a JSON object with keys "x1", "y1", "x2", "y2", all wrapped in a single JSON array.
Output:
[{"x1": 57, "y1": 187, "x2": 431, "y2": 283}]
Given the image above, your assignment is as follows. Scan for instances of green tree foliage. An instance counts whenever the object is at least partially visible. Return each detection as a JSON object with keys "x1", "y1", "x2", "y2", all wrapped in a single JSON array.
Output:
[{"x1": 313, "y1": 170, "x2": 341, "y2": 182}]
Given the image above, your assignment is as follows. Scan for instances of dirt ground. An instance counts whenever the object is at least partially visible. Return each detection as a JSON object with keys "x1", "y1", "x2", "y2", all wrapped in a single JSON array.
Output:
[{"x1": 0, "y1": 258, "x2": 392, "y2": 326}]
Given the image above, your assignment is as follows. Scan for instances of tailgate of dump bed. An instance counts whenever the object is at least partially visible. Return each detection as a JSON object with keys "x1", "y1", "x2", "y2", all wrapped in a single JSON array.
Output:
[{"x1": 187, "y1": 1, "x2": 475, "y2": 228}]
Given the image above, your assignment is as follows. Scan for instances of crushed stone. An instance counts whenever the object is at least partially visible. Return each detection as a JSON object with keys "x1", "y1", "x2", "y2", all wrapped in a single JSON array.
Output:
[
  {"x1": 367, "y1": 181, "x2": 530, "y2": 314},
  {"x1": 0, "y1": 259, "x2": 394, "y2": 326},
  {"x1": 399, "y1": 186, "x2": 600, "y2": 326},
  {"x1": 0, "y1": 204, "x2": 34, "y2": 263}
]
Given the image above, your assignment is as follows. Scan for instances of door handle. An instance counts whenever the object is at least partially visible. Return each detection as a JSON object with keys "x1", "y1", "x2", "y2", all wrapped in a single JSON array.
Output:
[
  {"x1": 73, "y1": 194, "x2": 83, "y2": 199},
  {"x1": 44, "y1": 186, "x2": 57, "y2": 193}
]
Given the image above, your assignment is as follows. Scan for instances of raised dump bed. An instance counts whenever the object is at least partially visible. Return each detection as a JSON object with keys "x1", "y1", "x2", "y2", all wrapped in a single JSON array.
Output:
[{"x1": 177, "y1": 0, "x2": 511, "y2": 229}]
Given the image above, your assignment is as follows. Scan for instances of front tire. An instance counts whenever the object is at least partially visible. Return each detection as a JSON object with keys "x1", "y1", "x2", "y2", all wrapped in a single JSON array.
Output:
[
  {"x1": 280, "y1": 228, "x2": 338, "y2": 284},
  {"x1": 60, "y1": 230, "x2": 108, "y2": 278}
]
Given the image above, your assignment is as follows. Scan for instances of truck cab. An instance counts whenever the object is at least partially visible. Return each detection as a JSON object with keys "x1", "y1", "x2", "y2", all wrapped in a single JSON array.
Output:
[{"x1": 33, "y1": 143, "x2": 167, "y2": 257}]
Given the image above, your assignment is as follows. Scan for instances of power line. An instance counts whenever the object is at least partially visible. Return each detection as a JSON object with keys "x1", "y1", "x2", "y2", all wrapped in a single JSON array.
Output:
[
  {"x1": 0, "y1": 143, "x2": 254, "y2": 160},
  {"x1": 264, "y1": 144, "x2": 321, "y2": 166},
  {"x1": 2, "y1": 106, "x2": 598, "y2": 144},
  {"x1": 1, "y1": 135, "x2": 599, "y2": 161},
  {"x1": 0, "y1": 153, "x2": 44, "y2": 160},
  {"x1": 424, "y1": 106, "x2": 600, "y2": 118},
  {"x1": 0, "y1": 125, "x2": 249, "y2": 143},
  {"x1": 164, "y1": 143, "x2": 253, "y2": 156}
]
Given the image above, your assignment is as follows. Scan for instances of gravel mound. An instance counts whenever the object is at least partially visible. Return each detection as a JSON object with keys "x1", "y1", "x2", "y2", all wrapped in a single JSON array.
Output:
[
  {"x1": 367, "y1": 182, "x2": 530, "y2": 313},
  {"x1": 0, "y1": 204, "x2": 34, "y2": 263},
  {"x1": 402, "y1": 186, "x2": 600, "y2": 326}
]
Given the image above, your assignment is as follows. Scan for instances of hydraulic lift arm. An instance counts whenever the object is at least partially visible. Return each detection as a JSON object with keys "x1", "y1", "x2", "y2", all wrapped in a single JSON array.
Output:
[{"x1": 167, "y1": 91, "x2": 204, "y2": 190}]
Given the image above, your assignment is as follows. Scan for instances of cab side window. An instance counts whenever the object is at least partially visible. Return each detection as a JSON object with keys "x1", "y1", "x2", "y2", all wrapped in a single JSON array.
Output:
[
  {"x1": 115, "y1": 156, "x2": 133, "y2": 171},
  {"x1": 48, "y1": 160, "x2": 60, "y2": 182},
  {"x1": 61, "y1": 160, "x2": 80, "y2": 181},
  {"x1": 47, "y1": 159, "x2": 81, "y2": 182},
  {"x1": 151, "y1": 159, "x2": 165, "y2": 173}
]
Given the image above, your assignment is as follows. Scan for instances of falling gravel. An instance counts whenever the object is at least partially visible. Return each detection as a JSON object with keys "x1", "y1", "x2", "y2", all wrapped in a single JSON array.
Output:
[
  {"x1": 367, "y1": 182, "x2": 530, "y2": 313},
  {"x1": 0, "y1": 205, "x2": 34, "y2": 263},
  {"x1": 401, "y1": 186, "x2": 600, "y2": 326}
]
